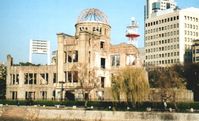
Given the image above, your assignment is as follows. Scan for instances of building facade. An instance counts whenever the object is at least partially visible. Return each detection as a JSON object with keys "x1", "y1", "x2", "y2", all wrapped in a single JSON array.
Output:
[
  {"x1": 144, "y1": 0, "x2": 176, "y2": 20},
  {"x1": 145, "y1": 8, "x2": 199, "y2": 67},
  {"x1": 6, "y1": 8, "x2": 143, "y2": 101},
  {"x1": 192, "y1": 39, "x2": 199, "y2": 63},
  {"x1": 29, "y1": 40, "x2": 50, "y2": 65}
]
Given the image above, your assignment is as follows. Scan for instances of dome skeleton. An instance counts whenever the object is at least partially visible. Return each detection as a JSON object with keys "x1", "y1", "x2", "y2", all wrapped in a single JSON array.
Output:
[{"x1": 77, "y1": 8, "x2": 109, "y2": 24}]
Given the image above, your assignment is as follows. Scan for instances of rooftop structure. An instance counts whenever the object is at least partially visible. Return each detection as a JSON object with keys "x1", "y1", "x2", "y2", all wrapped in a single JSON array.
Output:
[
  {"x1": 144, "y1": 0, "x2": 176, "y2": 20},
  {"x1": 77, "y1": 8, "x2": 109, "y2": 24},
  {"x1": 126, "y1": 17, "x2": 140, "y2": 47}
]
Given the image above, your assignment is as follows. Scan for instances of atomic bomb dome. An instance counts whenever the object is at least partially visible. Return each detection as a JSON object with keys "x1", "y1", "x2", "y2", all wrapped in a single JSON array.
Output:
[{"x1": 77, "y1": 8, "x2": 109, "y2": 25}]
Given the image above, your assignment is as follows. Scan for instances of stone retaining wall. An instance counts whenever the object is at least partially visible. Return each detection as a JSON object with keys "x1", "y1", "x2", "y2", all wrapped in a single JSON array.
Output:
[{"x1": 0, "y1": 106, "x2": 199, "y2": 121}]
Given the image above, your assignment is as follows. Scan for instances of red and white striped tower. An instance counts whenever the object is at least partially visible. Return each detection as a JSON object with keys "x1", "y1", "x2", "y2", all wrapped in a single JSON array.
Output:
[{"x1": 126, "y1": 17, "x2": 140, "y2": 47}]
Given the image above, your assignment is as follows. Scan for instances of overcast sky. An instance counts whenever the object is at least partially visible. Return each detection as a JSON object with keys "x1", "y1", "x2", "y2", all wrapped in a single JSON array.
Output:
[{"x1": 0, "y1": 0, "x2": 199, "y2": 64}]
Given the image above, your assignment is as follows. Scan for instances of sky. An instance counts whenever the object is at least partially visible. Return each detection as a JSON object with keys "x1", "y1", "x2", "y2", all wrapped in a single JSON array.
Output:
[{"x1": 0, "y1": 0, "x2": 199, "y2": 64}]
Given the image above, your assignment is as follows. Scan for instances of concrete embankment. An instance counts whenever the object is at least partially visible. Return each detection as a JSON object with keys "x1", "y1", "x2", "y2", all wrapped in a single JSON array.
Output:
[{"x1": 0, "y1": 105, "x2": 199, "y2": 121}]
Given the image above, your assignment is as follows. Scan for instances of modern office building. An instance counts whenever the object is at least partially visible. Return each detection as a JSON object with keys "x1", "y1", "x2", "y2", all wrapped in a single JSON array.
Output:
[
  {"x1": 144, "y1": 0, "x2": 176, "y2": 20},
  {"x1": 29, "y1": 40, "x2": 50, "y2": 65},
  {"x1": 6, "y1": 8, "x2": 143, "y2": 101},
  {"x1": 192, "y1": 39, "x2": 199, "y2": 63},
  {"x1": 145, "y1": 7, "x2": 199, "y2": 67}
]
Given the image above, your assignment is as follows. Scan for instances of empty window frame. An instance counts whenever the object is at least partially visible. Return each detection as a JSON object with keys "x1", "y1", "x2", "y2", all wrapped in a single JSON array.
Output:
[
  {"x1": 111, "y1": 55, "x2": 120, "y2": 67},
  {"x1": 101, "y1": 58, "x2": 106, "y2": 69},
  {"x1": 67, "y1": 50, "x2": 78, "y2": 63},
  {"x1": 65, "y1": 71, "x2": 78, "y2": 83}
]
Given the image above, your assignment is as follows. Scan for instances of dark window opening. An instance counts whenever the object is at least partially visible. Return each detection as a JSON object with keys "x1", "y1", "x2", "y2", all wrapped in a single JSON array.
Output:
[
  {"x1": 41, "y1": 91, "x2": 47, "y2": 100},
  {"x1": 85, "y1": 93, "x2": 89, "y2": 100},
  {"x1": 12, "y1": 74, "x2": 15, "y2": 84},
  {"x1": 46, "y1": 73, "x2": 48, "y2": 84},
  {"x1": 166, "y1": 3, "x2": 171, "y2": 9},
  {"x1": 67, "y1": 51, "x2": 78, "y2": 63},
  {"x1": 16, "y1": 74, "x2": 19, "y2": 84},
  {"x1": 73, "y1": 51, "x2": 78, "y2": 62},
  {"x1": 65, "y1": 91, "x2": 75, "y2": 101},
  {"x1": 65, "y1": 71, "x2": 78, "y2": 83},
  {"x1": 40, "y1": 73, "x2": 48, "y2": 84},
  {"x1": 52, "y1": 90, "x2": 56, "y2": 100},
  {"x1": 24, "y1": 73, "x2": 28, "y2": 84},
  {"x1": 11, "y1": 91, "x2": 17, "y2": 100},
  {"x1": 33, "y1": 73, "x2": 37, "y2": 84},
  {"x1": 29, "y1": 74, "x2": 33, "y2": 84},
  {"x1": 53, "y1": 73, "x2": 57, "y2": 83},
  {"x1": 68, "y1": 71, "x2": 72, "y2": 82},
  {"x1": 196, "y1": 49, "x2": 199, "y2": 53},
  {"x1": 25, "y1": 91, "x2": 35, "y2": 100},
  {"x1": 101, "y1": 58, "x2": 106, "y2": 69},
  {"x1": 24, "y1": 73, "x2": 37, "y2": 85},
  {"x1": 101, "y1": 77, "x2": 105, "y2": 88},
  {"x1": 100, "y1": 41, "x2": 105, "y2": 49},
  {"x1": 73, "y1": 71, "x2": 78, "y2": 83},
  {"x1": 65, "y1": 51, "x2": 67, "y2": 63},
  {"x1": 68, "y1": 53, "x2": 72, "y2": 62}
]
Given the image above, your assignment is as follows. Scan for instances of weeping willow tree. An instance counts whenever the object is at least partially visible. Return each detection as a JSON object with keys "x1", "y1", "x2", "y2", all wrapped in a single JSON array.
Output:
[{"x1": 112, "y1": 67, "x2": 149, "y2": 106}]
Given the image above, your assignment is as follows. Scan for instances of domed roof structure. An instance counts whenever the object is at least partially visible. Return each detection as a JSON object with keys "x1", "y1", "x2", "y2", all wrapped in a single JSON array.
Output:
[{"x1": 77, "y1": 8, "x2": 109, "y2": 24}]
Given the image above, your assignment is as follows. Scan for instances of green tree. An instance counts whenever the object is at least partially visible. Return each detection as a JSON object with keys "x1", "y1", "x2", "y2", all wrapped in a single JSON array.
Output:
[
  {"x1": 0, "y1": 64, "x2": 6, "y2": 99},
  {"x1": 148, "y1": 67, "x2": 186, "y2": 109},
  {"x1": 173, "y1": 63, "x2": 199, "y2": 101},
  {"x1": 14, "y1": 62, "x2": 40, "y2": 66},
  {"x1": 111, "y1": 67, "x2": 149, "y2": 107}
]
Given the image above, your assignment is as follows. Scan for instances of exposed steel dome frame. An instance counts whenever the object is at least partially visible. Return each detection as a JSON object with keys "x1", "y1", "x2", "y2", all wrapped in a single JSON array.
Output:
[{"x1": 77, "y1": 8, "x2": 109, "y2": 24}]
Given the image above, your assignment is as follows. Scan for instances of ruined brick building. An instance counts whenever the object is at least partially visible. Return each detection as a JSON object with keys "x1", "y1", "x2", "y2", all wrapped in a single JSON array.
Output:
[{"x1": 6, "y1": 8, "x2": 143, "y2": 101}]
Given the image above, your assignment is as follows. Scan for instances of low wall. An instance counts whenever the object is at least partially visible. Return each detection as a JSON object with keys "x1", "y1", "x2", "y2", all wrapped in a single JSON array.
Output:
[{"x1": 0, "y1": 106, "x2": 199, "y2": 121}]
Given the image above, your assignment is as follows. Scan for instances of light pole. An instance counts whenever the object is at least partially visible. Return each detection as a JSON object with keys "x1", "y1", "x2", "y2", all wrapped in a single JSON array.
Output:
[{"x1": 60, "y1": 81, "x2": 64, "y2": 101}]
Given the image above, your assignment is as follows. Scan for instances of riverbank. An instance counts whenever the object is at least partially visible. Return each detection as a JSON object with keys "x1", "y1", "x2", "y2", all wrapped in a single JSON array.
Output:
[{"x1": 0, "y1": 105, "x2": 199, "y2": 121}]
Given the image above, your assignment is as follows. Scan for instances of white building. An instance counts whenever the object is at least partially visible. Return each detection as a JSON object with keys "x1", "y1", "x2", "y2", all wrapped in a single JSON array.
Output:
[
  {"x1": 144, "y1": 0, "x2": 176, "y2": 20},
  {"x1": 145, "y1": 7, "x2": 199, "y2": 67},
  {"x1": 29, "y1": 40, "x2": 50, "y2": 65}
]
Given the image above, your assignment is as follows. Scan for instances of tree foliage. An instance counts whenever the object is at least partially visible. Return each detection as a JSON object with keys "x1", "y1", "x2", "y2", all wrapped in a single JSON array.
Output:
[
  {"x1": 14, "y1": 62, "x2": 41, "y2": 66},
  {"x1": 0, "y1": 64, "x2": 6, "y2": 99},
  {"x1": 148, "y1": 67, "x2": 186, "y2": 103},
  {"x1": 71, "y1": 63, "x2": 100, "y2": 100},
  {"x1": 111, "y1": 67, "x2": 149, "y2": 104},
  {"x1": 173, "y1": 63, "x2": 199, "y2": 101}
]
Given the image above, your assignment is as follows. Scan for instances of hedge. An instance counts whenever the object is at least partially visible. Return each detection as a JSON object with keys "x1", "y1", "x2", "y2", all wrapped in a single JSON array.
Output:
[{"x1": 0, "y1": 100, "x2": 198, "y2": 112}]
